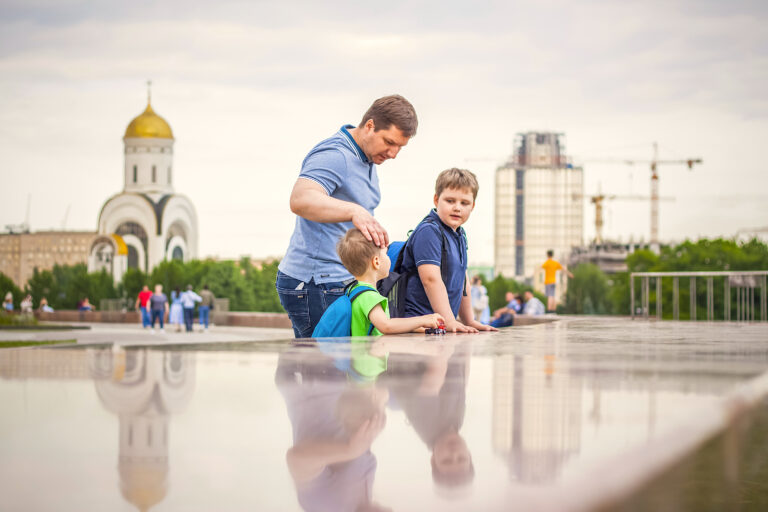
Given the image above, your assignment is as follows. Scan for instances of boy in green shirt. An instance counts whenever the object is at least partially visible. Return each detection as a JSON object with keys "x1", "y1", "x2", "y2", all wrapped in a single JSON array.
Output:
[{"x1": 337, "y1": 228, "x2": 443, "y2": 336}]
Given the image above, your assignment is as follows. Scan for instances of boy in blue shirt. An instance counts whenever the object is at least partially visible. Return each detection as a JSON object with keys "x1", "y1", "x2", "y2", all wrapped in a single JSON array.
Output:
[
  {"x1": 337, "y1": 228, "x2": 443, "y2": 336},
  {"x1": 400, "y1": 168, "x2": 496, "y2": 333}
]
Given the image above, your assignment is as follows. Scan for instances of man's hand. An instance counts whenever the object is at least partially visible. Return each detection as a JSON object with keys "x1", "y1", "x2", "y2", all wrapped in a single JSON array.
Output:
[
  {"x1": 444, "y1": 319, "x2": 477, "y2": 333},
  {"x1": 351, "y1": 206, "x2": 389, "y2": 247}
]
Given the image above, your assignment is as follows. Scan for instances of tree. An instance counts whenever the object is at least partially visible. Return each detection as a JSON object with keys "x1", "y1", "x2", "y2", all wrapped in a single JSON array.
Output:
[
  {"x1": 0, "y1": 272, "x2": 23, "y2": 309},
  {"x1": 564, "y1": 264, "x2": 611, "y2": 315}
]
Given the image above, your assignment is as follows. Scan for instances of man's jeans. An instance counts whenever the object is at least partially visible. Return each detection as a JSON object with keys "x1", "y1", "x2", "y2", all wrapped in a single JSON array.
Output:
[
  {"x1": 184, "y1": 308, "x2": 194, "y2": 332},
  {"x1": 151, "y1": 309, "x2": 165, "y2": 329},
  {"x1": 199, "y1": 305, "x2": 210, "y2": 328},
  {"x1": 141, "y1": 307, "x2": 151, "y2": 328},
  {"x1": 276, "y1": 271, "x2": 349, "y2": 338}
]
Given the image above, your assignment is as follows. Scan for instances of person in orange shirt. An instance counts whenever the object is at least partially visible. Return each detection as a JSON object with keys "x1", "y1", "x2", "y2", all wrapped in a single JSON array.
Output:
[{"x1": 541, "y1": 250, "x2": 573, "y2": 312}]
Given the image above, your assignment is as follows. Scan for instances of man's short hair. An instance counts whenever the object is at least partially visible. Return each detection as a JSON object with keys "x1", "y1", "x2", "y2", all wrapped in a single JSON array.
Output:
[
  {"x1": 547, "y1": 249, "x2": 554, "y2": 257},
  {"x1": 435, "y1": 168, "x2": 479, "y2": 200},
  {"x1": 359, "y1": 95, "x2": 418, "y2": 138},
  {"x1": 337, "y1": 228, "x2": 381, "y2": 276}
]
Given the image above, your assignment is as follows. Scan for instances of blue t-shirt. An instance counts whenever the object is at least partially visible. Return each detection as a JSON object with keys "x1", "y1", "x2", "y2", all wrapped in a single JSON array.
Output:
[
  {"x1": 401, "y1": 210, "x2": 468, "y2": 317},
  {"x1": 279, "y1": 125, "x2": 381, "y2": 284}
]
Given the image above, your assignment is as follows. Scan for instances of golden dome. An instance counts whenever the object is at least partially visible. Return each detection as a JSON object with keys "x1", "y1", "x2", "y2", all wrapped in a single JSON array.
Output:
[{"x1": 124, "y1": 101, "x2": 174, "y2": 140}]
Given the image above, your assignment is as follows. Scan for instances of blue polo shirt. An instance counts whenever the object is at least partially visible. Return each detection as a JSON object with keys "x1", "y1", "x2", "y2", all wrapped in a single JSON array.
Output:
[
  {"x1": 279, "y1": 125, "x2": 380, "y2": 284},
  {"x1": 401, "y1": 210, "x2": 468, "y2": 317}
]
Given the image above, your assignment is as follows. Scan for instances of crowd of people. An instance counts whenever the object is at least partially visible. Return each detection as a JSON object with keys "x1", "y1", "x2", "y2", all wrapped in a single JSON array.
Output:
[
  {"x1": 2, "y1": 292, "x2": 56, "y2": 314},
  {"x1": 135, "y1": 284, "x2": 215, "y2": 333}
]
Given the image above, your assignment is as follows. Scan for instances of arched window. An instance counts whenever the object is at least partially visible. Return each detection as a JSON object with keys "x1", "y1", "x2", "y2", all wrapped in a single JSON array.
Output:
[
  {"x1": 152, "y1": 165, "x2": 156, "y2": 183},
  {"x1": 132, "y1": 165, "x2": 137, "y2": 183},
  {"x1": 127, "y1": 245, "x2": 139, "y2": 269},
  {"x1": 172, "y1": 246, "x2": 184, "y2": 261}
]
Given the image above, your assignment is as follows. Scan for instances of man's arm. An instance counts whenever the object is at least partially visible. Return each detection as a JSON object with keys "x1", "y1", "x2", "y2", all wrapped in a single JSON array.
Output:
[{"x1": 289, "y1": 178, "x2": 388, "y2": 247}]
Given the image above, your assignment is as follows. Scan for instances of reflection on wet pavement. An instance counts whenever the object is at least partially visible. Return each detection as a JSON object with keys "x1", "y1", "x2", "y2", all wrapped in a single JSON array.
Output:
[{"x1": 1, "y1": 317, "x2": 768, "y2": 511}]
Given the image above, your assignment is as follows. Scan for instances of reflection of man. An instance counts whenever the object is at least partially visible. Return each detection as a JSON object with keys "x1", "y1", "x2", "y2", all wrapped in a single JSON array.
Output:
[
  {"x1": 383, "y1": 344, "x2": 474, "y2": 488},
  {"x1": 275, "y1": 350, "x2": 390, "y2": 512},
  {"x1": 276, "y1": 95, "x2": 418, "y2": 338}
]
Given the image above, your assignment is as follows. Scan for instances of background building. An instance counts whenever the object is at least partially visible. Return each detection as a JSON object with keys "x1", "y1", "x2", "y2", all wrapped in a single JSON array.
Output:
[
  {"x1": 495, "y1": 132, "x2": 583, "y2": 298},
  {"x1": 0, "y1": 93, "x2": 198, "y2": 288}
]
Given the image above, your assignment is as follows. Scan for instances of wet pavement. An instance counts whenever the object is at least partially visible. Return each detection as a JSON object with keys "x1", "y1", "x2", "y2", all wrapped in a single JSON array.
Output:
[{"x1": 1, "y1": 317, "x2": 768, "y2": 511}]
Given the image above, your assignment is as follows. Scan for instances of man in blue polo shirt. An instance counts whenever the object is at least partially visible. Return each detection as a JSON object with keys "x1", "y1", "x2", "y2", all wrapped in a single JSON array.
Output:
[{"x1": 277, "y1": 95, "x2": 418, "y2": 338}]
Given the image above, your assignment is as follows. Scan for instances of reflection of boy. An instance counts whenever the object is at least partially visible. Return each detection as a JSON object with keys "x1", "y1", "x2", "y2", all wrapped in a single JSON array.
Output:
[
  {"x1": 337, "y1": 228, "x2": 443, "y2": 336},
  {"x1": 383, "y1": 347, "x2": 474, "y2": 488},
  {"x1": 400, "y1": 168, "x2": 495, "y2": 333},
  {"x1": 276, "y1": 351, "x2": 389, "y2": 512}
]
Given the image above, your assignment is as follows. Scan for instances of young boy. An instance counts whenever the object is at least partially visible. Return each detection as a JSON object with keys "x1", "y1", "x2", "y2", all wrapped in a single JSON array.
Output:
[
  {"x1": 400, "y1": 168, "x2": 495, "y2": 333},
  {"x1": 337, "y1": 228, "x2": 444, "y2": 335}
]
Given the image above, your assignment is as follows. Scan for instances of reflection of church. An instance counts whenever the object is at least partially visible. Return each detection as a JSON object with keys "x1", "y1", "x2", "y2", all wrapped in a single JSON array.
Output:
[
  {"x1": 0, "y1": 89, "x2": 198, "y2": 287},
  {"x1": 88, "y1": 91, "x2": 198, "y2": 281},
  {"x1": 89, "y1": 348, "x2": 196, "y2": 512}
]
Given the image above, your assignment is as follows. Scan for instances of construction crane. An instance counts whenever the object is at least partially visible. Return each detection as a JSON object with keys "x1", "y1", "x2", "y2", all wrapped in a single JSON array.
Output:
[
  {"x1": 4, "y1": 194, "x2": 31, "y2": 234},
  {"x1": 574, "y1": 187, "x2": 674, "y2": 244},
  {"x1": 576, "y1": 142, "x2": 702, "y2": 247}
]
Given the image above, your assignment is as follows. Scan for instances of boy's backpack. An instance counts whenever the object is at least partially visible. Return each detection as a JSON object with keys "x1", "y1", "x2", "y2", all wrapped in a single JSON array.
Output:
[
  {"x1": 311, "y1": 282, "x2": 377, "y2": 338},
  {"x1": 377, "y1": 216, "x2": 450, "y2": 318}
]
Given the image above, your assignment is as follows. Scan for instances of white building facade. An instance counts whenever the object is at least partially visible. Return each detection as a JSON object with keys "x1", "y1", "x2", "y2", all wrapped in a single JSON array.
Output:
[
  {"x1": 494, "y1": 133, "x2": 583, "y2": 296},
  {"x1": 88, "y1": 96, "x2": 198, "y2": 282}
]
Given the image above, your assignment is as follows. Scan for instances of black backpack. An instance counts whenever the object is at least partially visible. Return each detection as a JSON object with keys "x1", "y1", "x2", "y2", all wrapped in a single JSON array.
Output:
[{"x1": 377, "y1": 216, "x2": 450, "y2": 318}]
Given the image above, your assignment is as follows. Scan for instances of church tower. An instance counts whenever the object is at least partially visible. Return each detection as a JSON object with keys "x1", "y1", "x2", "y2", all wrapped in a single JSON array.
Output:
[{"x1": 89, "y1": 86, "x2": 199, "y2": 280}]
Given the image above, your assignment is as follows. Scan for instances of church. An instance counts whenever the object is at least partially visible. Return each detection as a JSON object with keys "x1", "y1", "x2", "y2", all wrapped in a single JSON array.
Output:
[{"x1": 0, "y1": 91, "x2": 198, "y2": 287}]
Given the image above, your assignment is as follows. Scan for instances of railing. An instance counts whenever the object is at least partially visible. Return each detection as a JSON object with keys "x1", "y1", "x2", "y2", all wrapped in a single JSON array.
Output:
[{"x1": 630, "y1": 271, "x2": 768, "y2": 322}]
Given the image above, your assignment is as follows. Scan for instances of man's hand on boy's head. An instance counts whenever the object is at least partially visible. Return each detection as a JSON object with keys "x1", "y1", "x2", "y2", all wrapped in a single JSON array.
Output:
[{"x1": 351, "y1": 206, "x2": 389, "y2": 248}]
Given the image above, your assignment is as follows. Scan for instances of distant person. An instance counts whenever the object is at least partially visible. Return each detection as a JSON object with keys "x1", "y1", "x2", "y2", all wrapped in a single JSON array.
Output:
[
  {"x1": 470, "y1": 276, "x2": 490, "y2": 324},
  {"x1": 169, "y1": 287, "x2": 184, "y2": 332},
  {"x1": 20, "y1": 294, "x2": 33, "y2": 314},
  {"x1": 522, "y1": 290, "x2": 545, "y2": 316},
  {"x1": 79, "y1": 297, "x2": 93, "y2": 312},
  {"x1": 490, "y1": 292, "x2": 521, "y2": 328},
  {"x1": 180, "y1": 284, "x2": 201, "y2": 332},
  {"x1": 276, "y1": 95, "x2": 418, "y2": 338},
  {"x1": 198, "y1": 284, "x2": 215, "y2": 331},
  {"x1": 541, "y1": 250, "x2": 573, "y2": 312},
  {"x1": 316, "y1": 228, "x2": 443, "y2": 337},
  {"x1": 135, "y1": 285, "x2": 153, "y2": 329},
  {"x1": 149, "y1": 284, "x2": 168, "y2": 332},
  {"x1": 39, "y1": 297, "x2": 54, "y2": 313},
  {"x1": 3, "y1": 292, "x2": 13, "y2": 312},
  {"x1": 399, "y1": 168, "x2": 495, "y2": 333}
]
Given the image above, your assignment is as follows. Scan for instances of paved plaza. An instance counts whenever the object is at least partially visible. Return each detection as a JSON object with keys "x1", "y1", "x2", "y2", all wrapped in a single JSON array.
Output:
[{"x1": 1, "y1": 317, "x2": 767, "y2": 511}]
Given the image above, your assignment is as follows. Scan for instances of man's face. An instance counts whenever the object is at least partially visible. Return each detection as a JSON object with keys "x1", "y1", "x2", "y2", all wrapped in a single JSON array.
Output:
[
  {"x1": 505, "y1": 292, "x2": 514, "y2": 302},
  {"x1": 525, "y1": 291, "x2": 533, "y2": 301},
  {"x1": 433, "y1": 187, "x2": 475, "y2": 231},
  {"x1": 359, "y1": 120, "x2": 410, "y2": 164}
]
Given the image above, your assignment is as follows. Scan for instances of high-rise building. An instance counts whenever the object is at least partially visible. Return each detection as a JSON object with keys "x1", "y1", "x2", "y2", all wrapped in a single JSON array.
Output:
[{"x1": 495, "y1": 132, "x2": 583, "y2": 288}]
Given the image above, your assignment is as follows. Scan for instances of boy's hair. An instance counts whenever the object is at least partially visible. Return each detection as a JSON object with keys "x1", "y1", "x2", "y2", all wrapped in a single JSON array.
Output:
[
  {"x1": 435, "y1": 168, "x2": 479, "y2": 200},
  {"x1": 359, "y1": 95, "x2": 418, "y2": 137},
  {"x1": 547, "y1": 249, "x2": 554, "y2": 257},
  {"x1": 337, "y1": 228, "x2": 381, "y2": 276}
]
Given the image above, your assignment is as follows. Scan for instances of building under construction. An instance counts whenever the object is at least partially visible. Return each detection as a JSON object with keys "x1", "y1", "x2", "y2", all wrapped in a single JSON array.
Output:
[{"x1": 495, "y1": 132, "x2": 583, "y2": 291}]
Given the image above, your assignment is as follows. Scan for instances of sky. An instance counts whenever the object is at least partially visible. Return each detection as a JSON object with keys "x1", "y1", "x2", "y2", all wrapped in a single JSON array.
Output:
[{"x1": 1, "y1": 0, "x2": 767, "y2": 265}]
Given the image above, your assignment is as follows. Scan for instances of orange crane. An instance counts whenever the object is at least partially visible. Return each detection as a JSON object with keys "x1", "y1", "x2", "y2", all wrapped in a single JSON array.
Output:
[{"x1": 577, "y1": 142, "x2": 702, "y2": 247}]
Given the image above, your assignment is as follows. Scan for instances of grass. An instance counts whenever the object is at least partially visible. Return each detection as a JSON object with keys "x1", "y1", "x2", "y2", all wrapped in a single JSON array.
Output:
[
  {"x1": 0, "y1": 339, "x2": 77, "y2": 348},
  {"x1": 0, "y1": 312, "x2": 38, "y2": 327}
]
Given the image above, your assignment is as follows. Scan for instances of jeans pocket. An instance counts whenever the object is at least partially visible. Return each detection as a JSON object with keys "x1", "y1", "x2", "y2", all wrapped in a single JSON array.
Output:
[{"x1": 277, "y1": 288, "x2": 311, "y2": 335}]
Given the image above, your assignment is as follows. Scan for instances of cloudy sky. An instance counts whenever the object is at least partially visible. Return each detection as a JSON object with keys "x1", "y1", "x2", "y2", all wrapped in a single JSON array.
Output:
[{"x1": 1, "y1": 0, "x2": 767, "y2": 265}]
